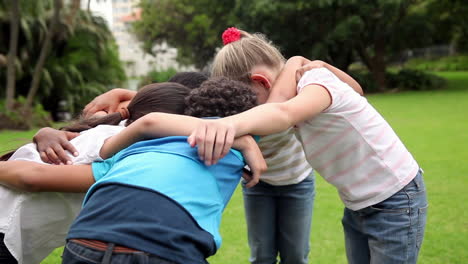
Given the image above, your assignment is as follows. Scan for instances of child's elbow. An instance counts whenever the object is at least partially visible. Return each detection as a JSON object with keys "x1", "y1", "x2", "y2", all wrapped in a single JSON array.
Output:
[
  {"x1": 139, "y1": 113, "x2": 160, "y2": 134},
  {"x1": 276, "y1": 103, "x2": 296, "y2": 128}
]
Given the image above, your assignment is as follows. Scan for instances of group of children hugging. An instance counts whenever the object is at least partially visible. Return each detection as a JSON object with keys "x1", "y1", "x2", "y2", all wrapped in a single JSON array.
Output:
[{"x1": 0, "y1": 27, "x2": 427, "y2": 264}]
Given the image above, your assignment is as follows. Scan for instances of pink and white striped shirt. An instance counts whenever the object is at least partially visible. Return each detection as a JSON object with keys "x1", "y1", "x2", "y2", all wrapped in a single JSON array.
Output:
[{"x1": 296, "y1": 68, "x2": 419, "y2": 210}]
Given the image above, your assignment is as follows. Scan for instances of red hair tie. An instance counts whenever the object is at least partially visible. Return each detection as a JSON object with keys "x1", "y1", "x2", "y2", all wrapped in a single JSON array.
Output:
[{"x1": 222, "y1": 27, "x2": 241, "y2": 45}]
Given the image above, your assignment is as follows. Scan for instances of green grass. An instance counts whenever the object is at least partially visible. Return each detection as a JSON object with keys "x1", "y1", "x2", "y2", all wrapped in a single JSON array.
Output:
[{"x1": 1, "y1": 72, "x2": 467, "y2": 263}]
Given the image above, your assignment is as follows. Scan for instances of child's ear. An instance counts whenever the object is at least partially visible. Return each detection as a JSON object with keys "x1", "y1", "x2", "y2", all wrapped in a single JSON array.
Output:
[{"x1": 251, "y1": 74, "x2": 272, "y2": 90}]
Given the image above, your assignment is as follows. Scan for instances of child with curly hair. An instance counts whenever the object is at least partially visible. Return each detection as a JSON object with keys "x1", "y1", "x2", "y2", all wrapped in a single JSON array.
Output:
[{"x1": 0, "y1": 76, "x2": 264, "y2": 264}]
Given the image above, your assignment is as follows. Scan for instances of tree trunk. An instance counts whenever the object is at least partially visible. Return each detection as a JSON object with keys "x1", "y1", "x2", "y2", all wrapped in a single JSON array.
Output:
[
  {"x1": 370, "y1": 37, "x2": 387, "y2": 91},
  {"x1": 369, "y1": 61, "x2": 387, "y2": 92},
  {"x1": 24, "y1": 0, "x2": 63, "y2": 111},
  {"x1": 356, "y1": 39, "x2": 388, "y2": 92},
  {"x1": 5, "y1": 0, "x2": 20, "y2": 112},
  {"x1": 87, "y1": 0, "x2": 91, "y2": 11}
]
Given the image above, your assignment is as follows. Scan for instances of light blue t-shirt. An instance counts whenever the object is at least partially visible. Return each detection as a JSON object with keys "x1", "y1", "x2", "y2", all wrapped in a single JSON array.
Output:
[{"x1": 89, "y1": 136, "x2": 245, "y2": 248}]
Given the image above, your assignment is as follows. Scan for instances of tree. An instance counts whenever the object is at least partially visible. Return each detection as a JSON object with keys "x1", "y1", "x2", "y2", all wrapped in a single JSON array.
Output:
[
  {"x1": 133, "y1": 0, "x2": 236, "y2": 69},
  {"x1": 4, "y1": 0, "x2": 20, "y2": 111},
  {"x1": 346, "y1": 0, "x2": 434, "y2": 90},
  {"x1": 233, "y1": 0, "x2": 357, "y2": 71},
  {"x1": 0, "y1": 1, "x2": 125, "y2": 127},
  {"x1": 427, "y1": 0, "x2": 468, "y2": 53},
  {"x1": 235, "y1": 0, "x2": 433, "y2": 90},
  {"x1": 24, "y1": 0, "x2": 63, "y2": 110}
]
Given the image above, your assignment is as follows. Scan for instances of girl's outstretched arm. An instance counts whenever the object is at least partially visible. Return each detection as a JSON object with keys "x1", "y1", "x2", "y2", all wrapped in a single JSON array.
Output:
[
  {"x1": 268, "y1": 57, "x2": 363, "y2": 104},
  {"x1": 297, "y1": 61, "x2": 363, "y2": 95},
  {"x1": 83, "y1": 88, "x2": 136, "y2": 118},
  {"x1": 0, "y1": 161, "x2": 94, "y2": 192},
  {"x1": 189, "y1": 84, "x2": 332, "y2": 164},
  {"x1": 99, "y1": 113, "x2": 207, "y2": 159}
]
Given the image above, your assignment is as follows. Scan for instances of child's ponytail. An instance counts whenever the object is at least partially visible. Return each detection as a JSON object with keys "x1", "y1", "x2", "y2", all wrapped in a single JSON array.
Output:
[
  {"x1": 62, "y1": 82, "x2": 191, "y2": 132},
  {"x1": 61, "y1": 112, "x2": 123, "y2": 133}
]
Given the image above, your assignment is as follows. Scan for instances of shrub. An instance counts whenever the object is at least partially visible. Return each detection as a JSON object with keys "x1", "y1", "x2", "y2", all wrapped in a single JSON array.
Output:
[
  {"x1": 350, "y1": 69, "x2": 446, "y2": 93},
  {"x1": 0, "y1": 97, "x2": 53, "y2": 130},
  {"x1": 388, "y1": 69, "x2": 446, "y2": 91},
  {"x1": 404, "y1": 55, "x2": 468, "y2": 71},
  {"x1": 138, "y1": 68, "x2": 178, "y2": 88},
  {"x1": 349, "y1": 71, "x2": 381, "y2": 93}
]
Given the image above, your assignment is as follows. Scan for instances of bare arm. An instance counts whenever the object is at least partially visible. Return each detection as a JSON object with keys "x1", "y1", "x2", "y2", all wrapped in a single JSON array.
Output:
[
  {"x1": 98, "y1": 113, "x2": 267, "y2": 185},
  {"x1": 83, "y1": 88, "x2": 136, "y2": 118},
  {"x1": 268, "y1": 57, "x2": 363, "y2": 104},
  {"x1": 297, "y1": 60, "x2": 363, "y2": 95},
  {"x1": 189, "y1": 85, "x2": 332, "y2": 163},
  {"x1": 0, "y1": 161, "x2": 94, "y2": 192},
  {"x1": 267, "y1": 56, "x2": 311, "y2": 103},
  {"x1": 231, "y1": 135, "x2": 267, "y2": 188},
  {"x1": 99, "y1": 112, "x2": 204, "y2": 159}
]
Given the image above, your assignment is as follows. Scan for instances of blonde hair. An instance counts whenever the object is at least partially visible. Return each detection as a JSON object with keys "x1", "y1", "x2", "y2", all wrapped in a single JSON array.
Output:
[{"x1": 211, "y1": 30, "x2": 285, "y2": 84}]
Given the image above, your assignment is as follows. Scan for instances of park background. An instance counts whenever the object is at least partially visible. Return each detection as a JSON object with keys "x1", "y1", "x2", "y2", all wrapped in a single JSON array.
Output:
[{"x1": 0, "y1": 0, "x2": 467, "y2": 263}]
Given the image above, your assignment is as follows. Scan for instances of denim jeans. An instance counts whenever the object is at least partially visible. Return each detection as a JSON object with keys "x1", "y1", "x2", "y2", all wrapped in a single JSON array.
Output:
[
  {"x1": 242, "y1": 174, "x2": 315, "y2": 264},
  {"x1": 342, "y1": 170, "x2": 428, "y2": 264},
  {"x1": 0, "y1": 233, "x2": 17, "y2": 264},
  {"x1": 62, "y1": 241, "x2": 176, "y2": 264}
]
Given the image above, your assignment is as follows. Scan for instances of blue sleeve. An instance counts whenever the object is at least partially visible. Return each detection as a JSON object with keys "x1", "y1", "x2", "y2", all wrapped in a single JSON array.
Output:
[{"x1": 91, "y1": 156, "x2": 115, "y2": 182}]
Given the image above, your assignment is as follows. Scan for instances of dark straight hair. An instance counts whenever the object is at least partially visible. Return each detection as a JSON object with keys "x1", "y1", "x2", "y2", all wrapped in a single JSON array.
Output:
[{"x1": 62, "y1": 82, "x2": 191, "y2": 132}]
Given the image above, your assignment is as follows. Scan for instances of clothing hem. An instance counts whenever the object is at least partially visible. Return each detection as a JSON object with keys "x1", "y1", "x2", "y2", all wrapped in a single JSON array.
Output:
[
  {"x1": 260, "y1": 169, "x2": 313, "y2": 186},
  {"x1": 344, "y1": 166, "x2": 419, "y2": 211}
]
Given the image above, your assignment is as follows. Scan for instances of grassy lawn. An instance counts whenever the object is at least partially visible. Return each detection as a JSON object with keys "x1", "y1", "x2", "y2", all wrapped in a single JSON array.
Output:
[{"x1": 1, "y1": 72, "x2": 467, "y2": 263}]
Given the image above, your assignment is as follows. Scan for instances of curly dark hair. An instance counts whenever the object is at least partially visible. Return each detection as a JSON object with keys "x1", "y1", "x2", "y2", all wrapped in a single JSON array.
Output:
[{"x1": 184, "y1": 77, "x2": 257, "y2": 118}]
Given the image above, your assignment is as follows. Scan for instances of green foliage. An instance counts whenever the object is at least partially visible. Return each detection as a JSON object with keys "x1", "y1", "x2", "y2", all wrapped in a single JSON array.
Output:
[
  {"x1": 351, "y1": 69, "x2": 446, "y2": 93},
  {"x1": 138, "y1": 67, "x2": 177, "y2": 87},
  {"x1": 350, "y1": 71, "x2": 380, "y2": 93},
  {"x1": 0, "y1": 96, "x2": 52, "y2": 130},
  {"x1": 42, "y1": 12, "x2": 126, "y2": 114},
  {"x1": 132, "y1": 0, "x2": 457, "y2": 90},
  {"x1": 404, "y1": 55, "x2": 468, "y2": 71},
  {"x1": 133, "y1": 0, "x2": 235, "y2": 69},
  {"x1": 388, "y1": 69, "x2": 446, "y2": 91},
  {"x1": 0, "y1": 2, "x2": 126, "y2": 121},
  {"x1": 427, "y1": 0, "x2": 468, "y2": 52}
]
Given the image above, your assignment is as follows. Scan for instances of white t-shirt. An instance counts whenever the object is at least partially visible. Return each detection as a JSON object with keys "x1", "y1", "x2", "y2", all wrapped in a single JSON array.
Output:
[
  {"x1": 296, "y1": 68, "x2": 419, "y2": 210},
  {"x1": 0, "y1": 125, "x2": 124, "y2": 264}
]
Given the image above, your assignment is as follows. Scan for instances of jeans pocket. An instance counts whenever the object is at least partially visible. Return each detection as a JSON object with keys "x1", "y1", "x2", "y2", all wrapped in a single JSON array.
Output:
[
  {"x1": 63, "y1": 242, "x2": 102, "y2": 264},
  {"x1": 416, "y1": 205, "x2": 428, "y2": 249},
  {"x1": 369, "y1": 190, "x2": 410, "y2": 214}
]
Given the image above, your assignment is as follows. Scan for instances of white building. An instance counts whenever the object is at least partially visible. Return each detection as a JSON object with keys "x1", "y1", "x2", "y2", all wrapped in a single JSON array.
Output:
[{"x1": 83, "y1": 0, "x2": 189, "y2": 81}]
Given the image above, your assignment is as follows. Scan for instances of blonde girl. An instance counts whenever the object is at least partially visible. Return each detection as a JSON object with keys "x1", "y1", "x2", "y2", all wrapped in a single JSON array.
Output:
[{"x1": 189, "y1": 28, "x2": 427, "y2": 264}]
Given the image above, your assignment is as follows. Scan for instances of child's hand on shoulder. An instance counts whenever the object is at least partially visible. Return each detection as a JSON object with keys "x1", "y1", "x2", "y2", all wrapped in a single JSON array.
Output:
[
  {"x1": 33, "y1": 127, "x2": 79, "y2": 165},
  {"x1": 187, "y1": 119, "x2": 236, "y2": 166},
  {"x1": 296, "y1": 60, "x2": 327, "y2": 82}
]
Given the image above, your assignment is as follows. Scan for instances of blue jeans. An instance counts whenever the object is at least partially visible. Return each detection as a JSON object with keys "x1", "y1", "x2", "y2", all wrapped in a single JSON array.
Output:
[
  {"x1": 62, "y1": 241, "x2": 176, "y2": 264},
  {"x1": 342, "y1": 170, "x2": 428, "y2": 264},
  {"x1": 242, "y1": 174, "x2": 315, "y2": 264}
]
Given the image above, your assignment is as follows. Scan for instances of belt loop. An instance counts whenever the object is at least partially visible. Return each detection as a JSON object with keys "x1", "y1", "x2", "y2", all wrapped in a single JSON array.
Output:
[{"x1": 101, "y1": 243, "x2": 115, "y2": 264}]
